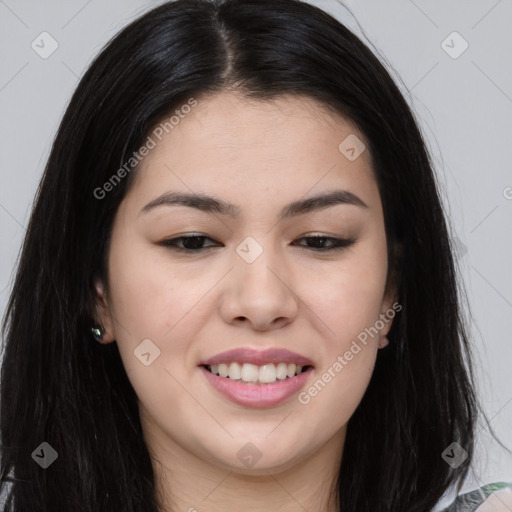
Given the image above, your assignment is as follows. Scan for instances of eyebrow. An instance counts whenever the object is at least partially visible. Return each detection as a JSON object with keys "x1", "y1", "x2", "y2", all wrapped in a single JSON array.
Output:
[{"x1": 139, "y1": 189, "x2": 368, "y2": 220}]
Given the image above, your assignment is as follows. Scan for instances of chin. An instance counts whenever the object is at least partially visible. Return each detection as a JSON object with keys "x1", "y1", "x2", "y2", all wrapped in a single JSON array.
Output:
[{"x1": 204, "y1": 443, "x2": 306, "y2": 476}]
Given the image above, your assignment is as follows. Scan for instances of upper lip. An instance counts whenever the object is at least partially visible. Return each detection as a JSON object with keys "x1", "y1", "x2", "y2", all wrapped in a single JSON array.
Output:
[{"x1": 199, "y1": 347, "x2": 314, "y2": 367}]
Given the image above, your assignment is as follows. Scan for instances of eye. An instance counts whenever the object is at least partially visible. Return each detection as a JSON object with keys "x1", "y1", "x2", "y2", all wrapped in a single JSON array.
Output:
[
  {"x1": 292, "y1": 234, "x2": 355, "y2": 251},
  {"x1": 160, "y1": 234, "x2": 218, "y2": 251},
  {"x1": 159, "y1": 233, "x2": 355, "y2": 253}
]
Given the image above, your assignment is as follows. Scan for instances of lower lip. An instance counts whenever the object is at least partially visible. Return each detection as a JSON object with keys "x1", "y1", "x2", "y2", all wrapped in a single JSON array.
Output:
[{"x1": 200, "y1": 366, "x2": 314, "y2": 408}]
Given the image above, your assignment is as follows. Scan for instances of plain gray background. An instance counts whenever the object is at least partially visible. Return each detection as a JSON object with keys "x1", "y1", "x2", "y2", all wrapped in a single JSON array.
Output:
[{"x1": 0, "y1": 0, "x2": 511, "y2": 508}]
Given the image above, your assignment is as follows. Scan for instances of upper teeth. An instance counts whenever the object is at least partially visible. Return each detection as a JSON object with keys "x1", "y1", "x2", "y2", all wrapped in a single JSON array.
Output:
[{"x1": 208, "y1": 362, "x2": 306, "y2": 383}]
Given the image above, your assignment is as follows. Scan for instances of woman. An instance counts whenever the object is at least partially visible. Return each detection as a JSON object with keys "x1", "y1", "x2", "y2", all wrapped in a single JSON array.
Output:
[{"x1": 1, "y1": 0, "x2": 510, "y2": 510}]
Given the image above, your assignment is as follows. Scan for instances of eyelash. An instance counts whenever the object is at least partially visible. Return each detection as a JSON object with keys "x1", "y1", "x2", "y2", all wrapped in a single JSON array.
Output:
[{"x1": 160, "y1": 234, "x2": 355, "y2": 253}]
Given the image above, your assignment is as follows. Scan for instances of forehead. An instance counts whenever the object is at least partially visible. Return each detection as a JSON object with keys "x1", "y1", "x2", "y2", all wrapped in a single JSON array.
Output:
[{"x1": 125, "y1": 92, "x2": 379, "y2": 215}]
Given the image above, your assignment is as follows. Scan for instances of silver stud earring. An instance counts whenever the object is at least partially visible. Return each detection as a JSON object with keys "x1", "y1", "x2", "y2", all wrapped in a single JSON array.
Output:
[{"x1": 91, "y1": 325, "x2": 105, "y2": 341}]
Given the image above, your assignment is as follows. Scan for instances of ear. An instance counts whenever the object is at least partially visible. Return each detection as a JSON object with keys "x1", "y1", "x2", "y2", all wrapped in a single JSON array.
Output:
[
  {"x1": 379, "y1": 243, "x2": 402, "y2": 340},
  {"x1": 380, "y1": 284, "x2": 399, "y2": 337},
  {"x1": 92, "y1": 276, "x2": 116, "y2": 343}
]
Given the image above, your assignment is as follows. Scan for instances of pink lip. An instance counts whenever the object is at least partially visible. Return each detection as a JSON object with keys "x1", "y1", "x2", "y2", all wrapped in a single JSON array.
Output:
[
  {"x1": 200, "y1": 366, "x2": 314, "y2": 408},
  {"x1": 199, "y1": 347, "x2": 314, "y2": 367}
]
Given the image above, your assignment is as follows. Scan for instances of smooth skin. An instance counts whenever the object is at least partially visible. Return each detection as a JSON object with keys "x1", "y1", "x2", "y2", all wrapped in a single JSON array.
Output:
[{"x1": 93, "y1": 92, "x2": 397, "y2": 512}]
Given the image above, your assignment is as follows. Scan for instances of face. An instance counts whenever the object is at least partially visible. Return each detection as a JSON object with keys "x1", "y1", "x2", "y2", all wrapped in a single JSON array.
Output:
[{"x1": 94, "y1": 91, "x2": 396, "y2": 476}]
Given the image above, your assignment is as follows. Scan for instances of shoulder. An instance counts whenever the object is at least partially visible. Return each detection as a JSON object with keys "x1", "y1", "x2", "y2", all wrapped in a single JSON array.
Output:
[{"x1": 441, "y1": 482, "x2": 512, "y2": 511}]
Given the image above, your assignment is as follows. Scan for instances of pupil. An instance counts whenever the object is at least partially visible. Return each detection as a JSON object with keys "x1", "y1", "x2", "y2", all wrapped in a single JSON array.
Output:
[{"x1": 184, "y1": 236, "x2": 204, "y2": 249}]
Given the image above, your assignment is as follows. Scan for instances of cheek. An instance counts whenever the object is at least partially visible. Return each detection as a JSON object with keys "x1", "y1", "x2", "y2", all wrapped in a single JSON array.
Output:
[
  {"x1": 305, "y1": 347, "x2": 377, "y2": 432},
  {"x1": 308, "y1": 251, "x2": 388, "y2": 347},
  {"x1": 107, "y1": 248, "x2": 203, "y2": 422},
  {"x1": 105, "y1": 239, "x2": 199, "y2": 383},
  {"x1": 298, "y1": 240, "x2": 387, "y2": 415},
  {"x1": 106, "y1": 236, "x2": 231, "y2": 408},
  {"x1": 299, "y1": 305, "x2": 379, "y2": 429},
  {"x1": 107, "y1": 234, "x2": 205, "y2": 336}
]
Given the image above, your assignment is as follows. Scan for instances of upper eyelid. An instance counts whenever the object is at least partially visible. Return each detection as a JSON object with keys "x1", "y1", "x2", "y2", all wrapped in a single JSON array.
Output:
[{"x1": 164, "y1": 233, "x2": 348, "y2": 242}]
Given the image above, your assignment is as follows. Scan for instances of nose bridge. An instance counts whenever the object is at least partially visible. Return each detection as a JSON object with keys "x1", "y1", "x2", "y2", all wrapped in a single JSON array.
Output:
[
  {"x1": 234, "y1": 234, "x2": 288, "y2": 294},
  {"x1": 220, "y1": 233, "x2": 298, "y2": 328}
]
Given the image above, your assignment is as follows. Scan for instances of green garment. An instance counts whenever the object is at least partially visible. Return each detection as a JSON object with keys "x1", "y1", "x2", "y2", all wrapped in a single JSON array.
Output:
[{"x1": 441, "y1": 482, "x2": 512, "y2": 511}]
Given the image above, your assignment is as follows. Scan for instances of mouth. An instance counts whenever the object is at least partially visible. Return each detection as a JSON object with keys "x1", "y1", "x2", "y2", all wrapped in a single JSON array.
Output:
[
  {"x1": 199, "y1": 362, "x2": 315, "y2": 408},
  {"x1": 200, "y1": 362, "x2": 314, "y2": 386},
  {"x1": 198, "y1": 347, "x2": 315, "y2": 406}
]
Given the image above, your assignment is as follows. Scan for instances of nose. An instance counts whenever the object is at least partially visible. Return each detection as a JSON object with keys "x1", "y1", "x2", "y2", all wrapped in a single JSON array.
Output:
[{"x1": 219, "y1": 244, "x2": 299, "y2": 332}]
